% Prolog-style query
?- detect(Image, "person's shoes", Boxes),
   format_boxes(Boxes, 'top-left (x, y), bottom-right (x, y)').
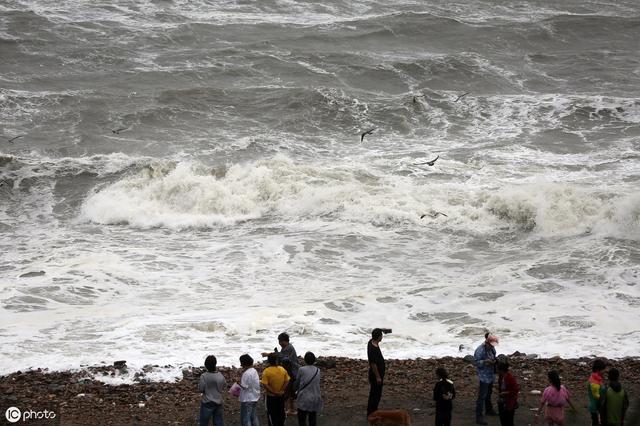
top-left (476, 418), bottom-right (488, 425)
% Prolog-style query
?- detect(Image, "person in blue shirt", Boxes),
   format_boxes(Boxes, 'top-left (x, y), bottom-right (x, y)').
top-left (474, 333), bottom-right (499, 425)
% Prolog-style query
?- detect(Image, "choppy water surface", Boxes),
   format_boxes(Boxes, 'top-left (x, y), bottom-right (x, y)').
top-left (1, 0), bottom-right (639, 374)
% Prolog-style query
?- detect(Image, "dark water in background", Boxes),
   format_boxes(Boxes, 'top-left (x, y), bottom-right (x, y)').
top-left (1, 0), bottom-right (639, 375)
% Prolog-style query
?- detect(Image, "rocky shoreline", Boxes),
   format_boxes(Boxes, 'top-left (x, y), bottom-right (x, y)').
top-left (1, 355), bottom-right (639, 425)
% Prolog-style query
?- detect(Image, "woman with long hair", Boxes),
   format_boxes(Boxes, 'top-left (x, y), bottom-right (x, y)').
top-left (538, 370), bottom-right (575, 426)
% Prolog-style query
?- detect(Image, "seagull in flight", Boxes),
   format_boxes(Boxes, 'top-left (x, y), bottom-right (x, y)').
top-left (420, 212), bottom-right (448, 219)
top-left (112, 127), bottom-right (129, 134)
top-left (360, 128), bottom-right (375, 142)
top-left (6, 135), bottom-right (24, 143)
top-left (414, 155), bottom-right (439, 166)
top-left (454, 92), bottom-right (470, 102)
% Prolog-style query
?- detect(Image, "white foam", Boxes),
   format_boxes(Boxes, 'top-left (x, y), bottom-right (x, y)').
top-left (77, 156), bottom-right (639, 242)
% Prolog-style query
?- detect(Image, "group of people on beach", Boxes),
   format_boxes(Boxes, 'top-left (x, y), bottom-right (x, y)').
top-left (443, 332), bottom-right (629, 426)
top-left (369, 329), bottom-right (629, 426)
top-left (198, 332), bottom-right (321, 426)
top-left (197, 330), bottom-right (630, 426)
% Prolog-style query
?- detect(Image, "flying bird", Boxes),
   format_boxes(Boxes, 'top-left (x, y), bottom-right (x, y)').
top-left (420, 212), bottom-right (448, 219)
top-left (360, 128), bottom-right (375, 142)
top-left (414, 155), bottom-right (439, 166)
top-left (6, 135), bottom-right (24, 143)
top-left (454, 92), bottom-right (470, 102)
top-left (112, 127), bottom-right (129, 134)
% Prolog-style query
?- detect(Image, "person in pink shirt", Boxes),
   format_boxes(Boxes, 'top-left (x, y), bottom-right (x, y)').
top-left (538, 370), bottom-right (575, 426)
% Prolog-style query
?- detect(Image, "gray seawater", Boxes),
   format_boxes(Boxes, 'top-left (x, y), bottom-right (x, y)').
top-left (1, 0), bottom-right (639, 376)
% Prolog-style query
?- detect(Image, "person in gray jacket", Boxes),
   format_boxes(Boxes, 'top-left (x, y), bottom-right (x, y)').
top-left (198, 355), bottom-right (227, 426)
top-left (294, 352), bottom-right (323, 426)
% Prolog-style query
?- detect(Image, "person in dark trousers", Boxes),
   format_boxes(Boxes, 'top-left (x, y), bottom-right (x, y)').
top-left (263, 332), bottom-right (299, 416)
top-left (433, 367), bottom-right (455, 426)
top-left (599, 368), bottom-right (629, 426)
top-left (497, 360), bottom-right (520, 426)
top-left (260, 353), bottom-right (290, 426)
top-left (198, 355), bottom-right (227, 426)
top-left (588, 358), bottom-right (607, 426)
top-left (367, 328), bottom-right (386, 416)
top-left (294, 351), bottom-right (323, 426)
top-left (474, 332), bottom-right (499, 425)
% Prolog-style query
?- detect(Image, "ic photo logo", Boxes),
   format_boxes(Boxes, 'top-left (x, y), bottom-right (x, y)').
top-left (5, 407), bottom-right (21, 423)
top-left (4, 406), bottom-right (57, 423)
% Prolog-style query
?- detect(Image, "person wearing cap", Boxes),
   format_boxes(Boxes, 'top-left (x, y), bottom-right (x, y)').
top-left (474, 333), bottom-right (499, 425)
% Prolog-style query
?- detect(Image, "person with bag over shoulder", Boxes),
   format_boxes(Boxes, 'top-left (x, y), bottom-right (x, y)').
top-left (294, 352), bottom-right (323, 426)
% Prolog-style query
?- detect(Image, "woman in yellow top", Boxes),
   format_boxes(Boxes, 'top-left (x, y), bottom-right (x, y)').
top-left (261, 353), bottom-right (290, 426)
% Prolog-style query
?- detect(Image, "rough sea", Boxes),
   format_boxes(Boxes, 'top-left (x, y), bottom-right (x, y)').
top-left (1, 0), bottom-right (639, 379)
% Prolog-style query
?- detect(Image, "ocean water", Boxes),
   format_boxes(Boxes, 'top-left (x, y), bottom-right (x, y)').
top-left (1, 0), bottom-right (639, 376)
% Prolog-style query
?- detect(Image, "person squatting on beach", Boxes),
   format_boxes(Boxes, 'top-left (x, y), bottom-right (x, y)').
top-left (474, 333), bottom-right (499, 425)
top-left (433, 367), bottom-right (455, 426)
top-left (588, 358), bottom-right (607, 426)
top-left (261, 352), bottom-right (290, 426)
top-left (294, 351), bottom-right (323, 426)
top-left (198, 355), bottom-right (227, 426)
top-left (539, 370), bottom-right (575, 426)
top-left (496, 359), bottom-right (520, 426)
top-left (238, 354), bottom-right (261, 426)
top-left (599, 368), bottom-right (629, 426)
top-left (367, 328), bottom-right (386, 416)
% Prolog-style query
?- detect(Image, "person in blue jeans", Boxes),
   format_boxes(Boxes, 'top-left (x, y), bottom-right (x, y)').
top-left (239, 354), bottom-right (261, 426)
top-left (198, 355), bottom-right (227, 426)
top-left (474, 333), bottom-right (499, 425)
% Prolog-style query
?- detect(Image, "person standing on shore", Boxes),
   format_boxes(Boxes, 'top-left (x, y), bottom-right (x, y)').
top-left (294, 351), bottom-right (323, 426)
top-left (278, 333), bottom-right (299, 416)
top-left (261, 352), bottom-right (290, 426)
top-left (474, 333), bottom-right (499, 425)
top-left (433, 367), bottom-right (455, 426)
top-left (367, 328), bottom-right (386, 417)
top-left (599, 368), bottom-right (629, 426)
top-left (238, 354), bottom-right (261, 426)
top-left (588, 359), bottom-right (607, 426)
top-left (496, 360), bottom-right (519, 426)
top-left (198, 355), bottom-right (227, 426)
top-left (263, 332), bottom-right (299, 416)
top-left (539, 370), bottom-right (575, 426)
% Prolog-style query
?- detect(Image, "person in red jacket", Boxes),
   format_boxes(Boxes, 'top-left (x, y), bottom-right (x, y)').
top-left (497, 360), bottom-right (520, 426)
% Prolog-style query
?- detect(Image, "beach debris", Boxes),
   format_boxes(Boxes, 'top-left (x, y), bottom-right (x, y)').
top-left (113, 360), bottom-right (127, 370)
